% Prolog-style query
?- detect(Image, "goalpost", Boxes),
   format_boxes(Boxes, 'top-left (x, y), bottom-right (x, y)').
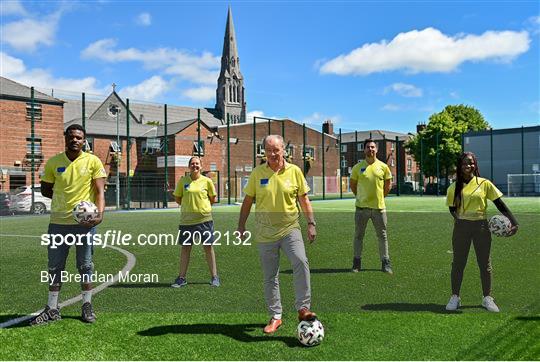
top-left (506, 174), bottom-right (540, 197)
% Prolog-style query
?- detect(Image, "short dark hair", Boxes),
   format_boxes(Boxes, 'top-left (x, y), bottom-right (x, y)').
top-left (363, 138), bottom-right (377, 148)
top-left (65, 124), bottom-right (86, 137)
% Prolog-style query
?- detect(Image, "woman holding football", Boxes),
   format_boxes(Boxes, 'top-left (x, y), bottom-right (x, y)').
top-left (171, 156), bottom-right (220, 288)
top-left (445, 152), bottom-right (518, 312)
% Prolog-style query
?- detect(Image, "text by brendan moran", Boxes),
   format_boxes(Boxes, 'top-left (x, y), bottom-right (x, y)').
top-left (41, 271), bottom-right (159, 285)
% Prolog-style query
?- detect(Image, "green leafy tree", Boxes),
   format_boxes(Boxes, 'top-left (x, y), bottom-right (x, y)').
top-left (406, 105), bottom-right (490, 187)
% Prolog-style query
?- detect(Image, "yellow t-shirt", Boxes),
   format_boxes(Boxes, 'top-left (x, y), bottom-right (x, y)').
top-left (173, 175), bottom-right (216, 226)
top-left (244, 163), bottom-right (310, 243)
top-left (42, 151), bottom-right (107, 225)
top-left (446, 177), bottom-right (503, 221)
top-left (350, 159), bottom-right (392, 209)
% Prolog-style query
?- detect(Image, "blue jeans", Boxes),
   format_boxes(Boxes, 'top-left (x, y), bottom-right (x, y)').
top-left (47, 224), bottom-right (95, 287)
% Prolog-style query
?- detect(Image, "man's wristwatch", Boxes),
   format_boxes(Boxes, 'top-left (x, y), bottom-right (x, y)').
top-left (307, 221), bottom-right (317, 226)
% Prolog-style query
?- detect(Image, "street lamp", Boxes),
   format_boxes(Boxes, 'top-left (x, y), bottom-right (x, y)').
top-left (108, 104), bottom-right (121, 210)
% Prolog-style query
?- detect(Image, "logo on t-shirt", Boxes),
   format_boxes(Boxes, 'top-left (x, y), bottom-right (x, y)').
top-left (260, 179), bottom-right (269, 187)
top-left (56, 167), bottom-right (66, 173)
top-left (184, 184), bottom-right (190, 190)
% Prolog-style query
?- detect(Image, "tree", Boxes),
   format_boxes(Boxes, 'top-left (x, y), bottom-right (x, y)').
top-left (406, 105), bottom-right (490, 188)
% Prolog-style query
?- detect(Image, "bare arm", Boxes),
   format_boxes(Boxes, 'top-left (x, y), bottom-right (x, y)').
top-left (298, 193), bottom-right (316, 243)
top-left (237, 195), bottom-right (254, 238)
top-left (174, 196), bottom-right (182, 205)
top-left (384, 179), bottom-right (392, 197)
top-left (209, 195), bottom-right (217, 204)
top-left (350, 179), bottom-right (357, 196)
top-left (41, 181), bottom-right (54, 199)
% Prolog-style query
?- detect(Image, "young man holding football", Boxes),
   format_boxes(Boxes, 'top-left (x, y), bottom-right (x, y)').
top-left (349, 139), bottom-right (393, 274)
top-left (30, 124), bottom-right (106, 325)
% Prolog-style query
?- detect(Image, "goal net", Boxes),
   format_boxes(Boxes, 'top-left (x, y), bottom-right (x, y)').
top-left (507, 174), bottom-right (540, 197)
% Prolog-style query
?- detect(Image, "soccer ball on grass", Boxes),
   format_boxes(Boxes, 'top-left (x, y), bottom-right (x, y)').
top-left (297, 319), bottom-right (324, 347)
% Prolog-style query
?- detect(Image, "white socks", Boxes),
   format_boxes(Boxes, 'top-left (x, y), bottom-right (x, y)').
top-left (47, 291), bottom-right (59, 309)
top-left (82, 290), bottom-right (92, 304)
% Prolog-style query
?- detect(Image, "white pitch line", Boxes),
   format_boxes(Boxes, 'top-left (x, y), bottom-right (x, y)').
top-left (0, 244), bottom-right (136, 329)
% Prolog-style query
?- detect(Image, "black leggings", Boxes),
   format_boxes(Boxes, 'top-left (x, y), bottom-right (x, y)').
top-left (451, 219), bottom-right (492, 297)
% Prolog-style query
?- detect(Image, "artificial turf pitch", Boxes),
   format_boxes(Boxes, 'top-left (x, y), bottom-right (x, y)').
top-left (1, 197), bottom-right (539, 360)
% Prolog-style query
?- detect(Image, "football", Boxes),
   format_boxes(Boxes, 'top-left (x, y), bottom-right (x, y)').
top-left (488, 214), bottom-right (512, 237)
top-left (72, 201), bottom-right (99, 224)
top-left (297, 319), bottom-right (324, 347)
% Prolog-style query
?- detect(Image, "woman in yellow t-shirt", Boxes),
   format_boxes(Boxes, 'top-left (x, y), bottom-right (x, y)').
top-left (445, 152), bottom-right (518, 312)
top-left (171, 156), bottom-right (219, 288)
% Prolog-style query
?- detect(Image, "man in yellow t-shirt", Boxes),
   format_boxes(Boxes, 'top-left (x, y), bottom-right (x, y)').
top-left (237, 135), bottom-right (317, 334)
top-left (349, 139), bottom-right (393, 274)
top-left (30, 124), bottom-right (106, 326)
top-left (171, 156), bottom-right (219, 288)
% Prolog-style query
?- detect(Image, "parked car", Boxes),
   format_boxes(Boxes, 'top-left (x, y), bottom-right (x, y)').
top-left (10, 185), bottom-right (51, 214)
top-left (0, 192), bottom-right (12, 216)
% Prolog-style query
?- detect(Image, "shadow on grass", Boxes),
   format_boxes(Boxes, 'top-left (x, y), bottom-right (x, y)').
top-left (361, 303), bottom-right (451, 314)
top-left (110, 282), bottom-right (210, 288)
top-left (515, 316), bottom-right (540, 321)
top-left (138, 323), bottom-right (300, 347)
top-left (281, 268), bottom-right (381, 274)
top-left (1, 314), bottom-right (83, 329)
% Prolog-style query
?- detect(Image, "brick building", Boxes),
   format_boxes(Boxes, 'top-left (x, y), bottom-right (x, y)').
top-left (337, 128), bottom-right (420, 186)
top-left (0, 77), bottom-right (64, 191)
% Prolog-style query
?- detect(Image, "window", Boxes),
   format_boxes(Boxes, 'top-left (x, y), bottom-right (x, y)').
top-left (110, 141), bottom-right (120, 153)
top-left (341, 159), bottom-right (348, 168)
top-left (142, 138), bottom-right (160, 154)
top-left (256, 142), bottom-right (265, 156)
top-left (390, 158), bottom-right (395, 167)
top-left (341, 144), bottom-right (347, 153)
top-left (26, 136), bottom-right (42, 154)
top-left (407, 158), bottom-right (412, 171)
top-left (391, 142), bottom-right (395, 151)
top-left (26, 103), bottom-right (42, 121)
top-left (305, 146), bottom-right (315, 160)
top-left (84, 137), bottom-right (94, 152)
top-left (193, 140), bottom-right (205, 156)
top-left (357, 143), bottom-right (364, 151)
top-left (286, 145), bottom-right (294, 158)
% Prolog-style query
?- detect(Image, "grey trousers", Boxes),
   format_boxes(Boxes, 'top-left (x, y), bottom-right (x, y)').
top-left (353, 207), bottom-right (390, 260)
top-left (257, 228), bottom-right (311, 318)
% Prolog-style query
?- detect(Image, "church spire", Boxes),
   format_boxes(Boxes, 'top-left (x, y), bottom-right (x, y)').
top-left (216, 6), bottom-right (246, 124)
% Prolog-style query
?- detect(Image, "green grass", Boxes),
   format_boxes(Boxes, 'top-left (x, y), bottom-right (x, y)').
top-left (1, 196), bottom-right (539, 360)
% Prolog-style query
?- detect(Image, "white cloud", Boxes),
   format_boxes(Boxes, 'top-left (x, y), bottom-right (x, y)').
top-left (119, 76), bottom-right (169, 101)
top-left (320, 27), bottom-right (530, 75)
top-left (449, 91), bottom-right (460, 99)
top-left (384, 83), bottom-right (423, 97)
top-left (0, 52), bottom-right (104, 94)
top-left (381, 104), bottom-right (403, 111)
top-left (525, 15), bottom-right (540, 35)
top-left (246, 110), bottom-right (265, 122)
top-left (81, 38), bottom-right (220, 85)
top-left (1, 12), bottom-right (62, 52)
top-left (300, 112), bottom-right (341, 125)
top-left (182, 86), bottom-right (215, 102)
top-left (0, 0), bottom-right (28, 16)
top-left (135, 12), bottom-right (152, 26)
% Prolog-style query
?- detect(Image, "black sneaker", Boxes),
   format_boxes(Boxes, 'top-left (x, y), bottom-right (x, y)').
top-left (382, 258), bottom-right (393, 274)
top-left (29, 306), bottom-right (61, 326)
top-left (81, 302), bottom-right (96, 323)
top-left (352, 257), bottom-right (361, 272)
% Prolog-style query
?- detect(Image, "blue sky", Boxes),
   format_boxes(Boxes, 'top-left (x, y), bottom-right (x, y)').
top-left (1, 1), bottom-right (538, 133)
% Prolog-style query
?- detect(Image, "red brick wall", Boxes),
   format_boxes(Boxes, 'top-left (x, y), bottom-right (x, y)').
top-left (0, 99), bottom-right (64, 191)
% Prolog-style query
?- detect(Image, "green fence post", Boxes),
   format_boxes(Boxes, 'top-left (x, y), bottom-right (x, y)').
top-left (253, 116), bottom-right (256, 168)
top-left (163, 104), bottom-right (168, 208)
top-left (420, 136), bottom-right (424, 196)
top-left (234, 171), bottom-right (237, 203)
top-left (217, 170), bottom-right (221, 203)
top-left (303, 123), bottom-right (307, 175)
top-left (281, 120), bottom-right (285, 139)
top-left (227, 114), bottom-right (231, 205)
top-left (126, 99), bottom-right (130, 210)
top-left (268, 119), bottom-right (271, 134)
top-left (30, 87), bottom-right (35, 211)
top-left (354, 130), bottom-right (358, 165)
top-left (521, 125), bottom-right (525, 195)
top-left (322, 130), bottom-right (325, 200)
top-left (490, 128), bottom-right (493, 180)
top-left (339, 128), bottom-right (343, 199)
top-left (395, 136), bottom-right (400, 196)
top-left (436, 130), bottom-right (440, 197)
top-left (82, 92), bottom-right (86, 130)
top-left (197, 108), bottom-right (201, 156)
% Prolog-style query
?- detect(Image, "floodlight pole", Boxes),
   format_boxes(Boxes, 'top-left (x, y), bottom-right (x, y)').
top-left (116, 108), bottom-right (121, 210)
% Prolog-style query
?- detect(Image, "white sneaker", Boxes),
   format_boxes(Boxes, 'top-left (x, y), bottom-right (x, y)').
top-left (446, 295), bottom-right (461, 311)
top-left (482, 296), bottom-right (500, 312)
